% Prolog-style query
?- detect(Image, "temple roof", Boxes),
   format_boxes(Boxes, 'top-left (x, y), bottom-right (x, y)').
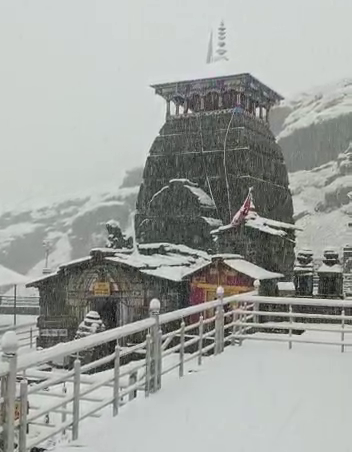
top-left (27, 243), bottom-right (283, 287)
top-left (151, 69), bottom-right (283, 105)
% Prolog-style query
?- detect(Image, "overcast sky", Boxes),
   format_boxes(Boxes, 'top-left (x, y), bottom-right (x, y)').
top-left (0, 0), bottom-right (351, 210)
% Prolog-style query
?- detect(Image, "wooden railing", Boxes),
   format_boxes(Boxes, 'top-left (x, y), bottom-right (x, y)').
top-left (0, 290), bottom-right (351, 452)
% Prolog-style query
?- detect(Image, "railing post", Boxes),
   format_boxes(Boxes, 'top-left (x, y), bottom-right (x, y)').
top-left (113, 342), bottom-right (120, 416)
top-left (145, 334), bottom-right (151, 397)
top-left (1, 331), bottom-right (19, 452)
top-left (341, 307), bottom-right (345, 353)
top-left (149, 299), bottom-right (161, 393)
top-left (128, 371), bottom-right (138, 401)
top-left (62, 383), bottom-right (67, 435)
top-left (72, 358), bottom-right (81, 441)
top-left (288, 304), bottom-right (293, 350)
top-left (29, 328), bottom-right (33, 349)
top-left (179, 320), bottom-right (185, 377)
top-left (18, 380), bottom-right (28, 452)
top-left (216, 286), bottom-right (225, 353)
top-left (214, 307), bottom-right (220, 355)
top-left (231, 308), bottom-right (238, 346)
top-left (253, 280), bottom-right (260, 325)
top-left (198, 315), bottom-right (204, 366)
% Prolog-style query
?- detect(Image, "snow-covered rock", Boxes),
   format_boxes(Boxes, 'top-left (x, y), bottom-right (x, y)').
top-left (291, 148), bottom-right (352, 257)
top-left (272, 79), bottom-right (352, 172)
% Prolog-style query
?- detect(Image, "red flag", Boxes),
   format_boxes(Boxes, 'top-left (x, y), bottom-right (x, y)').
top-left (230, 189), bottom-right (253, 227)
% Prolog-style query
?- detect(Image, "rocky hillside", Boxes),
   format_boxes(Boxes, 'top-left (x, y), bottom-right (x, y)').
top-left (0, 168), bottom-right (142, 282)
top-left (291, 144), bottom-right (352, 258)
top-left (272, 79), bottom-right (352, 172)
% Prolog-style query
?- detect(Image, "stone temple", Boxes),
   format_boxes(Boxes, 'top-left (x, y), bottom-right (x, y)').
top-left (135, 22), bottom-right (296, 276)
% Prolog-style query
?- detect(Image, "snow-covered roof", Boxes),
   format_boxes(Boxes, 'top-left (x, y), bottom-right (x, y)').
top-left (27, 241), bottom-right (283, 286)
top-left (278, 281), bottom-right (296, 292)
top-left (151, 61), bottom-right (282, 102)
top-left (58, 256), bottom-right (92, 269)
top-left (0, 265), bottom-right (30, 288)
top-left (142, 266), bottom-right (198, 283)
top-left (201, 217), bottom-right (223, 227)
top-left (185, 186), bottom-right (215, 208)
top-left (211, 213), bottom-right (298, 237)
top-left (318, 263), bottom-right (343, 274)
top-left (150, 179), bottom-right (216, 209)
top-left (27, 270), bottom-right (59, 286)
top-left (245, 218), bottom-right (287, 237)
top-left (224, 259), bottom-right (283, 281)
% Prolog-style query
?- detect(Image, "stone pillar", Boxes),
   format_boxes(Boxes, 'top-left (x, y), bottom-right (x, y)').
top-left (166, 100), bottom-right (171, 119)
top-left (252, 102), bottom-right (257, 116)
top-left (200, 96), bottom-right (205, 111)
top-left (236, 93), bottom-right (241, 106)
top-left (246, 96), bottom-right (251, 112)
top-left (218, 94), bottom-right (223, 109)
top-left (266, 106), bottom-right (271, 122)
top-left (176, 103), bottom-right (180, 116)
top-left (184, 99), bottom-right (188, 115)
top-left (259, 106), bottom-right (263, 119)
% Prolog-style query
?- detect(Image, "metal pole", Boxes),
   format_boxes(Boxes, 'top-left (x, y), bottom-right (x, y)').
top-left (231, 308), bottom-right (237, 346)
top-left (29, 328), bottom-right (33, 349)
top-left (179, 321), bottom-right (185, 378)
top-left (62, 383), bottom-right (67, 435)
top-left (113, 343), bottom-right (120, 416)
top-left (1, 331), bottom-right (19, 452)
top-left (288, 304), bottom-right (293, 350)
top-left (157, 330), bottom-right (162, 390)
top-left (214, 307), bottom-right (220, 355)
top-left (216, 286), bottom-right (225, 353)
top-left (341, 307), bottom-right (345, 353)
top-left (72, 358), bottom-right (81, 441)
top-left (145, 334), bottom-right (151, 397)
top-left (198, 315), bottom-right (204, 366)
top-left (149, 299), bottom-right (161, 394)
top-left (18, 380), bottom-right (28, 452)
top-left (128, 371), bottom-right (137, 402)
top-left (13, 285), bottom-right (17, 327)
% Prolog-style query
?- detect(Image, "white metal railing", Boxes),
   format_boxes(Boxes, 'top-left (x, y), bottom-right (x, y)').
top-left (0, 290), bottom-right (351, 452)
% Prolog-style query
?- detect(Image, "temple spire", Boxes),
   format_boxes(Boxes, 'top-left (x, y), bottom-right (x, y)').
top-left (215, 20), bottom-right (228, 62)
top-left (206, 30), bottom-right (214, 64)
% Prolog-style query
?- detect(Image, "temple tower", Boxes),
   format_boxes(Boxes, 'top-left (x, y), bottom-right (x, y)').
top-left (135, 23), bottom-right (294, 272)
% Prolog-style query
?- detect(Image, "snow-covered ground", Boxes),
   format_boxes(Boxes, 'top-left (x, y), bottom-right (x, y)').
top-left (57, 331), bottom-right (352, 452)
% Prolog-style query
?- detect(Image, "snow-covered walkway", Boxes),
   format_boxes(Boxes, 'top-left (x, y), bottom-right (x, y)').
top-left (60, 338), bottom-right (352, 452)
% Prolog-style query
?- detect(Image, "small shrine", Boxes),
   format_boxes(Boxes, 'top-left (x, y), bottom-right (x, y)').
top-left (293, 249), bottom-right (314, 297)
top-left (317, 249), bottom-right (343, 299)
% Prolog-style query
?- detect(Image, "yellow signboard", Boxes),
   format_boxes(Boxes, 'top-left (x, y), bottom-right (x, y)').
top-left (93, 282), bottom-right (111, 297)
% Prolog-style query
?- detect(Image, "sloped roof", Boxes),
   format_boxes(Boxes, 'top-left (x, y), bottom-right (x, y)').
top-left (211, 213), bottom-right (300, 237)
top-left (224, 259), bottom-right (283, 280)
top-left (27, 242), bottom-right (283, 286)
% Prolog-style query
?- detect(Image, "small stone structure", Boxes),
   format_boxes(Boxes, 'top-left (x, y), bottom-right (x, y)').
top-left (317, 249), bottom-right (343, 298)
top-left (294, 249), bottom-right (314, 297)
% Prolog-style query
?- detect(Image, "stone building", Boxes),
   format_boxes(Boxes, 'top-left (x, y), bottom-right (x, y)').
top-left (135, 25), bottom-right (295, 276)
top-left (27, 243), bottom-right (282, 348)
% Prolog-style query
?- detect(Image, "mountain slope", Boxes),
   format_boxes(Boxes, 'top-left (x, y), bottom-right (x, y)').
top-left (0, 168), bottom-right (142, 281)
top-left (291, 147), bottom-right (352, 257)
top-left (272, 79), bottom-right (352, 172)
